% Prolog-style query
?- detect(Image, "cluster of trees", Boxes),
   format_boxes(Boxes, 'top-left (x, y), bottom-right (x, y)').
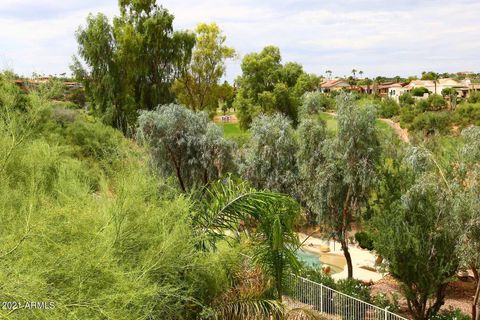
top-left (0, 71), bottom-right (318, 319)
top-left (234, 46), bottom-right (320, 128)
top-left (74, 1), bottom-right (235, 134)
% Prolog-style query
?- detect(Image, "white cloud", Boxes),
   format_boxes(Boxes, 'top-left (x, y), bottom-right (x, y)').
top-left (1, 0), bottom-right (479, 79)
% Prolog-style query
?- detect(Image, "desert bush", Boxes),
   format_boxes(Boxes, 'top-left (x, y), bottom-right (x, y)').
top-left (336, 278), bottom-right (371, 302)
top-left (415, 99), bottom-right (430, 112)
top-left (431, 308), bottom-right (470, 320)
top-left (411, 87), bottom-right (429, 97)
top-left (467, 91), bottom-right (480, 103)
top-left (427, 94), bottom-right (447, 111)
top-left (65, 119), bottom-right (125, 161)
top-left (399, 106), bottom-right (419, 127)
top-left (454, 102), bottom-right (480, 126)
top-left (354, 231), bottom-right (374, 250)
top-left (372, 293), bottom-right (400, 313)
top-left (399, 92), bottom-right (415, 106)
top-left (377, 97), bottom-right (400, 118)
top-left (410, 112), bottom-right (452, 134)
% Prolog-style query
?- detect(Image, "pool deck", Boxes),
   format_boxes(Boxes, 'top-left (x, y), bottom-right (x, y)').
top-left (298, 232), bottom-right (385, 283)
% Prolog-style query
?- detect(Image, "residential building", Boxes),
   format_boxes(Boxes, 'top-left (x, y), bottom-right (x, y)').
top-left (319, 79), bottom-right (351, 92)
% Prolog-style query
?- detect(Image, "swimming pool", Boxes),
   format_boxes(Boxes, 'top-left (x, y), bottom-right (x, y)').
top-left (295, 249), bottom-right (344, 274)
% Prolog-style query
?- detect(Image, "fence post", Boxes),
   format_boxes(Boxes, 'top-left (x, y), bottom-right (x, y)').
top-left (320, 283), bottom-right (323, 313)
top-left (385, 307), bottom-right (388, 320)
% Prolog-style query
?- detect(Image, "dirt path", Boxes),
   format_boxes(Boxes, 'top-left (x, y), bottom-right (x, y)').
top-left (323, 112), bottom-right (410, 143)
top-left (379, 118), bottom-right (410, 143)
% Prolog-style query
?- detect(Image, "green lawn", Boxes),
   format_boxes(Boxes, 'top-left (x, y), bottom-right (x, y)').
top-left (218, 123), bottom-right (251, 146)
top-left (318, 113), bottom-right (338, 132)
top-left (319, 112), bottom-right (396, 136)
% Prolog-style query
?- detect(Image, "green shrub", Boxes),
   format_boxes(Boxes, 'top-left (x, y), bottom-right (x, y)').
top-left (51, 107), bottom-right (78, 127)
top-left (467, 91), bottom-right (480, 103)
top-left (410, 112), bottom-right (452, 134)
top-left (411, 87), bottom-right (429, 97)
top-left (354, 231), bottom-right (374, 250)
top-left (336, 278), bottom-right (371, 302)
top-left (65, 119), bottom-right (124, 161)
top-left (399, 92), bottom-right (415, 106)
top-left (454, 102), bottom-right (480, 126)
top-left (300, 92), bottom-right (335, 116)
top-left (427, 94), bottom-right (447, 111)
top-left (372, 292), bottom-right (400, 313)
top-left (415, 99), bottom-right (430, 112)
top-left (377, 98), bottom-right (400, 118)
top-left (298, 265), bottom-right (336, 289)
top-left (336, 278), bottom-right (372, 320)
top-left (431, 307), bottom-right (470, 320)
top-left (399, 106), bottom-right (419, 128)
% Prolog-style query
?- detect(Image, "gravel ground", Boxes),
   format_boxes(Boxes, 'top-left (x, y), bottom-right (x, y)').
top-left (371, 275), bottom-right (476, 317)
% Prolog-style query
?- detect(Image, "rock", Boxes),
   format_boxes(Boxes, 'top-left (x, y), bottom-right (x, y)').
top-left (320, 245), bottom-right (330, 253)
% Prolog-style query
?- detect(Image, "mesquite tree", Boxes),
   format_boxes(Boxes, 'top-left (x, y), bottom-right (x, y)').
top-left (136, 104), bottom-right (234, 192)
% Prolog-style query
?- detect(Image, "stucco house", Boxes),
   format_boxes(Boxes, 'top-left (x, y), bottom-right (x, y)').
top-left (319, 79), bottom-right (351, 92)
top-left (404, 78), bottom-right (470, 97)
top-left (387, 83), bottom-right (408, 102)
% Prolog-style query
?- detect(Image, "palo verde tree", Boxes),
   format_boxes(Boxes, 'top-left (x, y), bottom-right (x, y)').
top-left (136, 104), bottom-right (234, 192)
top-left (73, 1), bottom-right (195, 133)
top-left (239, 113), bottom-right (298, 195)
top-left (373, 147), bottom-right (460, 320)
top-left (172, 23), bottom-right (236, 113)
top-left (313, 94), bottom-right (381, 278)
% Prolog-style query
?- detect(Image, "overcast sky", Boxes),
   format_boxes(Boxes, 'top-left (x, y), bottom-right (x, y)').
top-left (1, 0), bottom-right (479, 80)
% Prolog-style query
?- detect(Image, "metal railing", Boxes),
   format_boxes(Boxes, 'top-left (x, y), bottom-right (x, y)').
top-left (285, 274), bottom-right (409, 320)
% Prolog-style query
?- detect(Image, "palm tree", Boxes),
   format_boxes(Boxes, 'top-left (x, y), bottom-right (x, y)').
top-left (351, 69), bottom-right (357, 80)
top-left (325, 70), bottom-right (332, 80)
top-left (194, 177), bottom-right (301, 301)
top-left (359, 70), bottom-right (364, 79)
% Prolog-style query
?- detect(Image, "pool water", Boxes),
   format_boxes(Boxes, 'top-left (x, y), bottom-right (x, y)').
top-left (295, 249), bottom-right (344, 274)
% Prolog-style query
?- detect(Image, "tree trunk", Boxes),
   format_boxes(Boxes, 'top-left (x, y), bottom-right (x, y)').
top-left (341, 237), bottom-right (353, 278)
top-left (175, 165), bottom-right (186, 192)
top-left (473, 275), bottom-right (480, 320)
top-left (276, 257), bottom-right (283, 302)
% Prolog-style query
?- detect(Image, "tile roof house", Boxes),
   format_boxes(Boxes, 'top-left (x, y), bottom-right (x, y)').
top-left (405, 78), bottom-right (470, 97)
top-left (319, 79), bottom-right (351, 92)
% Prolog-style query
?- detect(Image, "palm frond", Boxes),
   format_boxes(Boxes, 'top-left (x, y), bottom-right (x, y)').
top-left (213, 297), bottom-right (284, 320)
top-left (193, 176), bottom-right (293, 249)
top-left (286, 307), bottom-right (329, 320)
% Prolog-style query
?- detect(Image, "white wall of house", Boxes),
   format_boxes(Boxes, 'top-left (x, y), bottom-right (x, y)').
top-left (387, 87), bottom-right (407, 102)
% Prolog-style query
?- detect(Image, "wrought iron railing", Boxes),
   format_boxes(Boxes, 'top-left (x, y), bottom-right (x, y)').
top-left (285, 273), bottom-right (409, 320)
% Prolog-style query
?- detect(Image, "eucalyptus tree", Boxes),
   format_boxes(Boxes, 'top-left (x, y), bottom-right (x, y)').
top-left (239, 113), bottom-right (299, 195)
top-left (299, 91), bottom-right (333, 117)
top-left (296, 118), bottom-right (328, 223)
top-left (136, 104), bottom-right (234, 192)
top-left (74, 1), bottom-right (195, 133)
top-left (172, 23), bottom-right (236, 112)
top-left (310, 94), bottom-right (381, 278)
